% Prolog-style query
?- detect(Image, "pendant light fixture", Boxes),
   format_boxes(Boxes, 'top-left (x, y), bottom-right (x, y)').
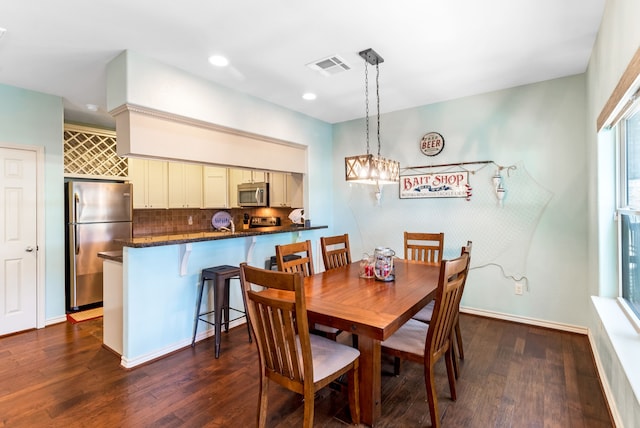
top-left (345, 48), bottom-right (400, 185)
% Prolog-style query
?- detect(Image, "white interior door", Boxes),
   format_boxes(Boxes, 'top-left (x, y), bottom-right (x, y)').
top-left (0, 147), bottom-right (37, 335)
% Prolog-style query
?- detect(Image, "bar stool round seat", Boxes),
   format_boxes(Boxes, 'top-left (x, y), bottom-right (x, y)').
top-left (191, 264), bottom-right (252, 358)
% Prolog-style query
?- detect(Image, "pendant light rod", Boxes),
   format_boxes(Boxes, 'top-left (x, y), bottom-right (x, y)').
top-left (359, 48), bottom-right (384, 157)
top-left (364, 55), bottom-right (370, 155)
top-left (376, 59), bottom-right (381, 156)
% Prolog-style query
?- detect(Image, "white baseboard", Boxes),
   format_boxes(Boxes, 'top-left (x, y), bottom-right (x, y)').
top-left (587, 329), bottom-right (622, 428)
top-left (120, 319), bottom-right (247, 369)
top-left (460, 306), bottom-right (589, 335)
top-left (45, 315), bottom-right (67, 326)
top-left (121, 339), bottom-right (191, 369)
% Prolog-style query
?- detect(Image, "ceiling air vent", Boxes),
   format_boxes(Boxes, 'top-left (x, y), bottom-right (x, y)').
top-left (306, 55), bottom-right (351, 76)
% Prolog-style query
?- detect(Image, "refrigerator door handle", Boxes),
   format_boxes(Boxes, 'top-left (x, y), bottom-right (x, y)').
top-left (73, 192), bottom-right (80, 223)
top-left (75, 224), bottom-right (80, 255)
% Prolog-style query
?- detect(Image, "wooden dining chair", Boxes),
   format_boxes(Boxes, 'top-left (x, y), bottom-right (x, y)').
top-left (413, 241), bottom-right (472, 378)
top-left (318, 234), bottom-right (357, 346)
top-left (277, 239), bottom-right (347, 342)
top-left (275, 240), bottom-right (314, 276)
top-left (404, 232), bottom-right (444, 265)
top-left (320, 233), bottom-right (352, 270)
top-left (239, 263), bottom-right (360, 428)
top-left (381, 249), bottom-right (470, 428)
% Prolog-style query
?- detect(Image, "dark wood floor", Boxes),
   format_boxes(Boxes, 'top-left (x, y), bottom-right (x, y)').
top-left (0, 314), bottom-right (612, 427)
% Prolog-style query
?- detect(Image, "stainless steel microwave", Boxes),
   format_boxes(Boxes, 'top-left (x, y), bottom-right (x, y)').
top-left (238, 182), bottom-right (269, 207)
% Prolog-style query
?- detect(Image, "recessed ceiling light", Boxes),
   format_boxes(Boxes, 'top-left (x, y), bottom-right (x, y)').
top-left (85, 104), bottom-right (98, 112)
top-left (302, 93), bottom-right (317, 101)
top-left (0, 27), bottom-right (7, 40)
top-left (208, 55), bottom-right (229, 67)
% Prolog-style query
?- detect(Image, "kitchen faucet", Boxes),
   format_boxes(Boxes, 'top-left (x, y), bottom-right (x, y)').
top-left (219, 219), bottom-right (235, 233)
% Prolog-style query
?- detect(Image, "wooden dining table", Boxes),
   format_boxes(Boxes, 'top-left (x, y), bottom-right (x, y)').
top-left (304, 259), bottom-right (441, 426)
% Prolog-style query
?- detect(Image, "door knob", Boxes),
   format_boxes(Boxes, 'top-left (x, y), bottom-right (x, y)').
top-left (25, 246), bottom-right (34, 252)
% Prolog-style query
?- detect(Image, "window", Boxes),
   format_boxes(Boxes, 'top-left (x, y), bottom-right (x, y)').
top-left (618, 103), bottom-right (640, 324)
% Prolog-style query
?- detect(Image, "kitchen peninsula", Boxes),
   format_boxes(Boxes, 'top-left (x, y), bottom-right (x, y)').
top-left (102, 223), bottom-right (327, 368)
top-left (119, 224), bottom-right (327, 248)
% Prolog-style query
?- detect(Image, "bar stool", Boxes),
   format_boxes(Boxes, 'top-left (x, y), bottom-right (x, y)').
top-left (269, 254), bottom-right (301, 270)
top-left (191, 264), bottom-right (252, 358)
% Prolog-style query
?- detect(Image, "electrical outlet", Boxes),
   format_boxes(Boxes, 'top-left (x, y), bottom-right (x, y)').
top-left (188, 215), bottom-right (193, 225)
top-left (515, 282), bottom-right (524, 295)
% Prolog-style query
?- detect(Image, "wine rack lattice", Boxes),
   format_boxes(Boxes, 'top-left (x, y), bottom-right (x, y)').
top-left (63, 124), bottom-right (128, 179)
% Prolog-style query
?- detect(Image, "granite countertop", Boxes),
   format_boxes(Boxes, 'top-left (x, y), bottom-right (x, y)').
top-left (115, 225), bottom-right (328, 248)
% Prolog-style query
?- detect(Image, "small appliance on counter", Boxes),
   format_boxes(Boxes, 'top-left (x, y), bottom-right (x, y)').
top-left (288, 208), bottom-right (304, 226)
top-left (249, 216), bottom-right (281, 228)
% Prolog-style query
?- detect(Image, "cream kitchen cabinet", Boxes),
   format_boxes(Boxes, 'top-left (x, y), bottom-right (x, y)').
top-left (228, 169), bottom-right (266, 207)
top-left (269, 172), bottom-right (303, 207)
top-left (168, 162), bottom-right (203, 208)
top-left (287, 173), bottom-right (303, 208)
top-left (269, 172), bottom-right (286, 207)
top-left (129, 158), bottom-right (168, 209)
top-left (230, 169), bottom-right (265, 184)
top-left (203, 166), bottom-right (229, 208)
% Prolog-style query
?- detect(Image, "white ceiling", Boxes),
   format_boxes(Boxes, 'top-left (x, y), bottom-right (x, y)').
top-left (0, 0), bottom-right (606, 128)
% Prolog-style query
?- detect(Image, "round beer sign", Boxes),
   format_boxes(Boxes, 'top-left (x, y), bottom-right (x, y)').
top-left (420, 132), bottom-right (445, 156)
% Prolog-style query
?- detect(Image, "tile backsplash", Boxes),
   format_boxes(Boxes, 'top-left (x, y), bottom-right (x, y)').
top-left (132, 207), bottom-right (298, 236)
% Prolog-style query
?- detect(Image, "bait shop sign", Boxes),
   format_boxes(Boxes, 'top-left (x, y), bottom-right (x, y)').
top-left (400, 172), bottom-right (470, 199)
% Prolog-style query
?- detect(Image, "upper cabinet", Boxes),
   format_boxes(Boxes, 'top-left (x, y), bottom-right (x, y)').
top-left (230, 169), bottom-right (265, 184)
top-left (269, 173), bottom-right (286, 207)
top-left (287, 173), bottom-right (303, 208)
top-left (128, 161), bottom-right (301, 210)
top-left (168, 162), bottom-right (203, 208)
top-left (269, 172), bottom-right (303, 208)
top-left (129, 158), bottom-right (168, 209)
top-left (203, 166), bottom-right (229, 208)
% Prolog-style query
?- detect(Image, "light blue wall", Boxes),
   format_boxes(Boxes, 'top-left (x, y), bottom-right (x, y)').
top-left (333, 75), bottom-right (588, 327)
top-left (122, 229), bottom-right (327, 362)
top-left (0, 84), bottom-right (65, 321)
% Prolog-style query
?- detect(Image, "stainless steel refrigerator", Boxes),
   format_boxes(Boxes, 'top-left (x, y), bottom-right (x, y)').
top-left (65, 181), bottom-right (132, 312)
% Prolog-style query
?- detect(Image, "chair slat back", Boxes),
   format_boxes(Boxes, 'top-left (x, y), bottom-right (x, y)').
top-left (404, 232), bottom-right (444, 265)
top-left (320, 234), bottom-right (351, 270)
top-left (426, 251), bottom-right (470, 361)
top-left (461, 241), bottom-right (472, 257)
top-left (458, 241), bottom-right (472, 295)
top-left (276, 240), bottom-right (315, 277)
top-left (240, 263), bottom-right (312, 389)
